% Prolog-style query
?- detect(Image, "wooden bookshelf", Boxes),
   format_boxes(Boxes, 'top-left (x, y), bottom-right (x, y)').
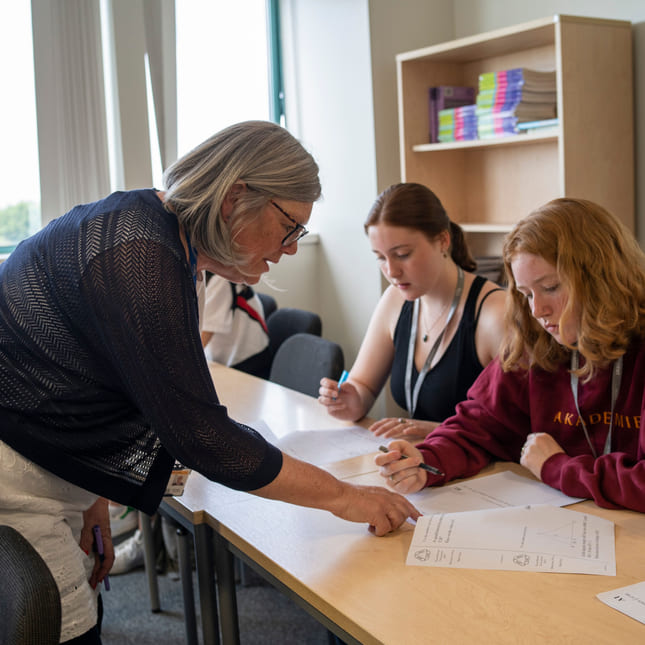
top-left (396, 15), bottom-right (634, 243)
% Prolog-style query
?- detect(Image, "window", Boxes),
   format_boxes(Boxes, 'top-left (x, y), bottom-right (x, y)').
top-left (0, 3), bottom-right (41, 253)
top-left (175, 0), bottom-right (272, 158)
top-left (0, 1), bottom-right (282, 250)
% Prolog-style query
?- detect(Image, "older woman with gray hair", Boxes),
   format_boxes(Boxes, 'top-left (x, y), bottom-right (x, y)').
top-left (0, 121), bottom-right (419, 644)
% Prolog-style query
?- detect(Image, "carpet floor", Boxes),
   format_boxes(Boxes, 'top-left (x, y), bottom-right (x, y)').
top-left (100, 563), bottom-right (333, 644)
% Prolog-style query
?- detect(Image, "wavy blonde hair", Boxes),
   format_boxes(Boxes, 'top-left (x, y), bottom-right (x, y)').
top-left (501, 198), bottom-right (645, 380)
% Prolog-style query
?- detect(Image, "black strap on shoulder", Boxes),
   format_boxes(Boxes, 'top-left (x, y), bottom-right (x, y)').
top-left (474, 286), bottom-right (504, 327)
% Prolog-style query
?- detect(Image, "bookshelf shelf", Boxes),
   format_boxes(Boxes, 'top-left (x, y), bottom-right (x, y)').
top-left (412, 129), bottom-right (559, 153)
top-left (396, 14), bottom-right (634, 246)
top-left (461, 223), bottom-right (514, 234)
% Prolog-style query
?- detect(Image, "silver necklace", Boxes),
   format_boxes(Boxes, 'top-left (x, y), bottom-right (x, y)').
top-left (420, 297), bottom-right (453, 343)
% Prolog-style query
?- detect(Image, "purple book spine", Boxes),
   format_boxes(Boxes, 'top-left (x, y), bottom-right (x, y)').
top-left (429, 86), bottom-right (475, 143)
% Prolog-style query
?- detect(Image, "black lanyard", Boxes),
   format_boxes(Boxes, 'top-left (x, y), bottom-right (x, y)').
top-left (570, 351), bottom-right (623, 458)
top-left (405, 266), bottom-right (464, 416)
top-left (184, 229), bottom-right (198, 287)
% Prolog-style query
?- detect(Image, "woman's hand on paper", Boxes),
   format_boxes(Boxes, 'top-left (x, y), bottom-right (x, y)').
top-left (375, 440), bottom-right (427, 494)
top-left (333, 482), bottom-right (421, 536)
top-left (253, 453), bottom-right (419, 537)
top-left (520, 432), bottom-right (565, 480)
top-left (368, 417), bottom-right (437, 439)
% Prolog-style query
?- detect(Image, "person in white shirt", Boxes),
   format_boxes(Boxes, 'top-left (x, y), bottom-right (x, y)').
top-left (199, 274), bottom-right (270, 376)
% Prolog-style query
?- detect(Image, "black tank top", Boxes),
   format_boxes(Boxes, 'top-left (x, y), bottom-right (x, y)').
top-left (390, 276), bottom-right (498, 421)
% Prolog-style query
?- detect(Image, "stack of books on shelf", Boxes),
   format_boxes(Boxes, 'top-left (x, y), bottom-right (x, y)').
top-left (437, 104), bottom-right (478, 142)
top-left (475, 67), bottom-right (557, 139)
top-left (428, 86), bottom-right (476, 143)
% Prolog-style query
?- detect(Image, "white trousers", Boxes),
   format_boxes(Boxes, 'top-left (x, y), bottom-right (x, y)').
top-left (0, 440), bottom-right (99, 642)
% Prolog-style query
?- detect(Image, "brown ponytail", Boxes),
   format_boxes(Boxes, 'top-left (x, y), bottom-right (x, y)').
top-left (449, 220), bottom-right (476, 271)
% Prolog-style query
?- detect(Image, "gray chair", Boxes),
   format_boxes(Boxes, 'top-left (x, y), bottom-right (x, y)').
top-left (257, 291), bottom-right (278, 320)
top-left (0, 525), bottom-right (61, 645)
top-left (269, 332), bottom-right (344, 397)
top-left (266, 307), bottom-right (322, 360)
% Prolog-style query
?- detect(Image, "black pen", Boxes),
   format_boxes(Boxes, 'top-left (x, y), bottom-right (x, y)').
top-left (93, 524), bottom-right (110, 591)
top-left (379, 445), bottom-right (444, 477)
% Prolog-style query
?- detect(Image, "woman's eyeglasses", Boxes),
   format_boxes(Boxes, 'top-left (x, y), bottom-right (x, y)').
top-left (270, 201), bottom-right (309, 246)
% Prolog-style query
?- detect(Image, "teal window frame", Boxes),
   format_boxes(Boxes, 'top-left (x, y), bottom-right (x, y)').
top-left (266, 0), bottom-right (285, 125)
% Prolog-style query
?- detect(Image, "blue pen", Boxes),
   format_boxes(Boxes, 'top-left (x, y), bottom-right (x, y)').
top-left (93, 525), bottom-right (110, 591)
top-left (332, 370), bottom-right (349, 401)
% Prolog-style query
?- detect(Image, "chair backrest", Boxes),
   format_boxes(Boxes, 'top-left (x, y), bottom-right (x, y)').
top-left (256, 292), bottom-right (278, 320)
top-left (0, 525), bottom-right (61, 645)
top-left (266, 307), bottom-right (322, 359)
top-left (269, 333), bottom-right (344, 397)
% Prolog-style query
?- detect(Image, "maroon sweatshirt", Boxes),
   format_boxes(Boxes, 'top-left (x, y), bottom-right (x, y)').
top-left (416, 341), bottom-right (645, 511)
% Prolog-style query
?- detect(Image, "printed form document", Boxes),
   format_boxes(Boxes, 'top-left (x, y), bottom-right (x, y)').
top-left (407, 472), bottom-right (615, 575)
top-left (597, 581), bottom-right (645, 624)
top-left (408, 504), bottom-right (615, 575)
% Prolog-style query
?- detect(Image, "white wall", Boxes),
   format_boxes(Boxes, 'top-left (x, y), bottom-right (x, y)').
top-left (453, 0), bottom-right (645, 35)
top-left (367, 0), bottom-right (455, 192)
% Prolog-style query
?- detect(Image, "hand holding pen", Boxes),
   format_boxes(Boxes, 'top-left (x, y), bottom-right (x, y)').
top-left (378, 445), bottom-right (444, 476)
top-left (334, 370), bottom-right (349, 401)
top-left (92, 525), bottom-right (111, 591)
top-left (318, 370), bottom-right (366, 422)
top-left (80, 498), bottom-right (113, 591)
top-left (376, 441), bottom-right (443, 495)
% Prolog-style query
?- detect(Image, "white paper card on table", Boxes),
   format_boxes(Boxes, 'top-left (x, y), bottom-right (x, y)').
top-left (247, 419), bottom-right (280, 443)
top-left (274, 426), bottom-right (382, 466)
top-left (597, 581), bottom-right (645, 624)
top-left (407, 504), bottom-right (616, 575)
top-left (409, 470), bottom-right (584, 516)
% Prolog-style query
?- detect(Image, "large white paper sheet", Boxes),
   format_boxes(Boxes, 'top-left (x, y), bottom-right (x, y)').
top-left (597, 581), bottom-right (645, 624)
top-left (409, 470), bottom-right (584, 515)
top-left (248, 419), bottom-right (279, 443)
top-left (407, 504), bottom-right (615, 575)
top-left (274, 426), bottom-right (382, 466)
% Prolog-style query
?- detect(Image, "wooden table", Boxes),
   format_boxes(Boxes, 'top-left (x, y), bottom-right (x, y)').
top-left (165, 363), bottom-right (645, 644)
top-left (161, 362), bottom-right (366, 644)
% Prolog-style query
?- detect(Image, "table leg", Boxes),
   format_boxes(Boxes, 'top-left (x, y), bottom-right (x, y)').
top-left (176, 525), bottom-right (198, 645)
top-left (139, 511), bottom-right (160, 612)
top-left (213, 532), bottom-right (240, 645)
top-left (193, 522), bottom-right (220, 645)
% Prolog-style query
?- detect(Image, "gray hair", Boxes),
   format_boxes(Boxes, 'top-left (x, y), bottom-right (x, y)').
top-left (162, 120), bottom-right (321, 265)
